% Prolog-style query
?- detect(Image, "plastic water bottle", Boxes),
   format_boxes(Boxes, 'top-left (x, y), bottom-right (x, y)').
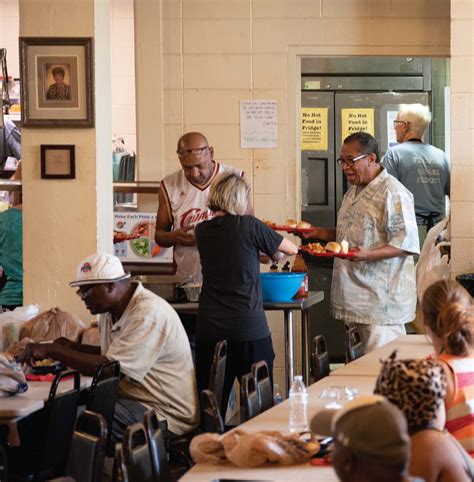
top-left (289, 375), bottom-right (308, 433)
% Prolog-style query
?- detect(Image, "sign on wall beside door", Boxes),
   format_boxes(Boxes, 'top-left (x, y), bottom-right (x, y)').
top-left (240, 100), bottom-right (277, 148)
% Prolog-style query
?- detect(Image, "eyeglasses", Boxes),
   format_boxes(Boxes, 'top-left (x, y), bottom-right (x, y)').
top-left (393, 120), bottom-right (409, 127)
top-left (336, 153), bottom-right (368, 167)
top-left (76, 285), bottom-right (95, 300)
top-left (177, 146), bottom-right (209, 157)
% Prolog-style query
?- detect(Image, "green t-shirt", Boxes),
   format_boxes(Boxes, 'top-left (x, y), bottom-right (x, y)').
top-left (0, 208), bottom-right (23, 306)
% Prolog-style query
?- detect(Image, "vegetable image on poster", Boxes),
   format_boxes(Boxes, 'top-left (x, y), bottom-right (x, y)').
top-left (341, 108), bottom-right (374, 144)
top-left (301, 108), bottom-right (328, 150)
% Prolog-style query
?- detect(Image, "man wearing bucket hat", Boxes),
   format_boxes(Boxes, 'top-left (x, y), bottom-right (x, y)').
top-left (20, 253), bottom-right (199, 449)
top-left (310, 395), bottom-right (424, 482)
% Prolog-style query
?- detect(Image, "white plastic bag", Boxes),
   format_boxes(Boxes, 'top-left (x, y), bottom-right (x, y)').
top-left (417, 218), bottom-right (450, 303)
top-left (0, 304), bottom-right (40, 351)
top-left (0, 353), bottom-right (28, 397)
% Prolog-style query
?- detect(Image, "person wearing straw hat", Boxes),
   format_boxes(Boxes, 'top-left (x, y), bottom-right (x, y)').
top-left (20, 253), bottom-right (199, 449)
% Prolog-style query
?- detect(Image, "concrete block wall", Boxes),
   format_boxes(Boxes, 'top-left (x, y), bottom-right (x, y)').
top-left (450, 0), bottom-right (474, 278)
top-left (111, 0), bottom-right (136, 152)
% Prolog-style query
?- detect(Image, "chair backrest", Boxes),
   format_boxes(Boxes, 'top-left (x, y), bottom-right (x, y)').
top-left (200, 389), bottom-right (224, 434)
top-left (123, 423), bottom-right (154, 482)
top-left (207, 340), bottom-right (227, 412)
top-left (40, 370), bottom-right (81, 477)
top-left (0, 445), bottom-right (7, 482)
top-left (345, 327), bottom-right (364, 363)
top-left (65, 410), bottom-right (107, 482)
top-left (112, 443), bottom-right (129, 482)
top-left (86, 360), bottom-right (121, 445)
top-left (251, 360), bottom-right (273, 412)
top-left (311, 335), bottom-right (330, 382)
top-left (240, 373), bottom-right (261, 422)
top-left (143, 410), bottom-right (173, 482)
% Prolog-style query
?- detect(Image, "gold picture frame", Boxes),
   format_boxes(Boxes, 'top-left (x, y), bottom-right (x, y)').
top-left (20, 37), bottom-right (94, 127)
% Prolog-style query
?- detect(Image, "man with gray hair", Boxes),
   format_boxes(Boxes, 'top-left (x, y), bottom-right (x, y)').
top-left (383, 103), bottom-right (450, 248)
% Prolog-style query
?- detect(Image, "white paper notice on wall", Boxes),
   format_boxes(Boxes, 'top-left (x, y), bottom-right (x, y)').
top-left (240, 100), bottom-right (277, 148)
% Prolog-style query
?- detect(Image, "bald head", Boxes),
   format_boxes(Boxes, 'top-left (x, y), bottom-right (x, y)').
top-left (177, 132), bottom-right (209, 152)
top-left (176, 132), bottom-right (215, 186)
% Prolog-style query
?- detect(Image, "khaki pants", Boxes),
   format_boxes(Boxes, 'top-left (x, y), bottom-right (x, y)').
top-left (346, 322), bottom-right (406, 354)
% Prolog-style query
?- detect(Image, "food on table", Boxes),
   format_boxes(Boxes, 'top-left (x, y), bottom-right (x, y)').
top-left (286, 219), bottom-right (298, 228)
top-left (34, 359), bottom-right (55, 367)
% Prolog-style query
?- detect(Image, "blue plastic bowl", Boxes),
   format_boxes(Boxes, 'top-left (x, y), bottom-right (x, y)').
top-left (259, 272), bottom-right (305, 302)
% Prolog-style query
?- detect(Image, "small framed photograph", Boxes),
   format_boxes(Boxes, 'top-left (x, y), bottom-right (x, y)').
top-left (20, 37), bottom-right (94, 127)
top-left (41, 145), bottom-right (75, 179)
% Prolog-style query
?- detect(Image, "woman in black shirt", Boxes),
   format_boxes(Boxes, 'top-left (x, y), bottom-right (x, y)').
top-left (195, 172), bottom-right (298, 415)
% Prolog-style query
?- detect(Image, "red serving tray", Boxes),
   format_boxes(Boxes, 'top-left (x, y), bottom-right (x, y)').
top-left (300, 246), bottom-right (357, 258)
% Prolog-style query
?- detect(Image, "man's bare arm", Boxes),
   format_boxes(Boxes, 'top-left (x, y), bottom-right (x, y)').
top-left (54, 337), bottom-right (101, 355)
top-left (154, 188), bottom-right (196, 247)
top-left (19, 343), bottom-right (108, 377)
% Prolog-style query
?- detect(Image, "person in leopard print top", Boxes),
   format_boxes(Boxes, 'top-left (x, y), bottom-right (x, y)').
top-left (375, 352), bottom-right (474, 482)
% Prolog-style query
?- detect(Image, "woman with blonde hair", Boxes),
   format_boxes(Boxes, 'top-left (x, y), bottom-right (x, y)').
top-left (195, 172), bottom-right (298, 415)
top-left (422, 279), bottom-right (474, 454)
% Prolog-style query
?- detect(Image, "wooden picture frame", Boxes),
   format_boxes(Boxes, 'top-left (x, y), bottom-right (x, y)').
top-left (41, 145), bottom-right (75, 179)
top-left (20, 37), bottom-right (94, 127)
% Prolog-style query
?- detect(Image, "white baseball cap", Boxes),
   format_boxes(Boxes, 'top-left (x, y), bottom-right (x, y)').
top-left (69, 253), bottom-right (131, 287)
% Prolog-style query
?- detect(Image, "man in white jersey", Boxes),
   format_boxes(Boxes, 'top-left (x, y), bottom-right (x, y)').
top-left (155, 132), bottom-right (252, 345)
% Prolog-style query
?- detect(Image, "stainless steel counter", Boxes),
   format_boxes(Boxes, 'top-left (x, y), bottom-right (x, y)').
top-left (171, 291), bottom-right (324, 394)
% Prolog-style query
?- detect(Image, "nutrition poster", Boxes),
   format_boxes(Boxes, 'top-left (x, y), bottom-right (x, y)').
top-left (114, 212), bottom-right (173, 264)
top-left (240, 100), bottom-right (277, 148)
top-left (301, 107), bottom-right (328, 150)
top-left (341, 108), bottom-right (374, 144)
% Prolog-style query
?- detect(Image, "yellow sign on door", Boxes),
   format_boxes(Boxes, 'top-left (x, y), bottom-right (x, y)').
top-left (301, 108), bottom-right (328, 150)
top-left (341, 108), bottom-right (375, 144)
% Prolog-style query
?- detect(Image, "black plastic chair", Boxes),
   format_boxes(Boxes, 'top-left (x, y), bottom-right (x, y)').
top-left (345, 327), bottom-right (364, 362)
top-left (200, 389), bottom-right (224, 434)
top-left (251, 360), bottom-right (273, 412)
top-left (0, 445), bottom-right (7, 482)
top-left (11, 369), bottom-right (81, 480)
top-left (143, 410), bottom-right (174, 482)
top-left (112, 443), bottom-right (129, 482)
top-left (50, 410), bottom-right (107, 482)
top-left (86, 360), bottom-right (121, 446)
top-left (311, 335), bottom-right (330, 382)
top-left (240, 373), bottom-right (261, 422)
top-left (208, 340), bottom-right (227, 413)
top-left (122, 423), bottom-right (154, 482)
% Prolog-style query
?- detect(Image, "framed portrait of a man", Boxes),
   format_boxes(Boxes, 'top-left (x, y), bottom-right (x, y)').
top-left (20, 37), bottom-right (93, 127)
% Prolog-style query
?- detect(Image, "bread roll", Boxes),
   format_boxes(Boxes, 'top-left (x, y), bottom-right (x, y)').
top-left (296, 220), bottom-right (311, 229)
top-left (286, 219), bottom-right (297, 228)
top-left (325, 241), bottom-right (341, 254)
